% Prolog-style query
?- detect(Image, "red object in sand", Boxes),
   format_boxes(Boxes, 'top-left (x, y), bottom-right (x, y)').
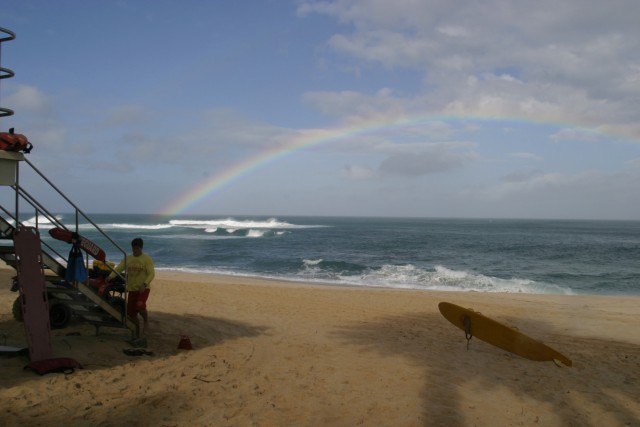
top-left (178, 335), bottom-right (193, 350)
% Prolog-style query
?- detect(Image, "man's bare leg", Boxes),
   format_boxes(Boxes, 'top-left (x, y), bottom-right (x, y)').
top-left (140, 310), bottom-right (149, 333)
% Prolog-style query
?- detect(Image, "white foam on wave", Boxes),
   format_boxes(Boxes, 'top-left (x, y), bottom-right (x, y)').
top-left (341, 264), bottom-right (574, 294)
top-left (153, 233), bottom-right (217, 240)
top-left (200, 227), bottom-right (267, 238)
top-left (97, 223), bottom-right (173, 230)
top-left (246, 229), bottom-right (265, 238)
top-left (22, 214), bottom-right (62, 228)
top-left (155, 262), bottom-right (574, 295)
top-left (300, 258), bottom-right (324, 276)
top-left (169, 217), bottom-right (324, 230)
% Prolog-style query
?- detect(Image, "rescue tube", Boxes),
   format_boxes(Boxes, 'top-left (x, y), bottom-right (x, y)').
top-left (0, 128), bottom-right (33, 153)
top-left (48, 227), bottom-right (106, 261)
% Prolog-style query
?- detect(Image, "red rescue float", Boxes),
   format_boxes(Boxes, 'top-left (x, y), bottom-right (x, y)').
top-left (48, 227), bottom-right (106, 261)
top-left (0, 128), bottom-right (33, 153)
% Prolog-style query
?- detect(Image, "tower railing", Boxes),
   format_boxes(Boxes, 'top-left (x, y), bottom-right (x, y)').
top-left (0, 27), bottom-right (16, 119)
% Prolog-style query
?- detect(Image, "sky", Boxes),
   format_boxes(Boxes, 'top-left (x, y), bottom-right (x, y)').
top-left (1, 0), bottom-right (639, 220)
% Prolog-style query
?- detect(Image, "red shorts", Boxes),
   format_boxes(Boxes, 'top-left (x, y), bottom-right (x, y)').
top-left (127, 289), bottom-right (150, 317)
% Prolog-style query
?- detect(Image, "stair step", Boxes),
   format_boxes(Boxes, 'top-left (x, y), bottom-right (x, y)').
top-left (0, 220), bottom-right (137, 338)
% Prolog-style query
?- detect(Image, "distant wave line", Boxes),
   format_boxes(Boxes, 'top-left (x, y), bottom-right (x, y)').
top-left (67, 217), bottom-right (326, 231)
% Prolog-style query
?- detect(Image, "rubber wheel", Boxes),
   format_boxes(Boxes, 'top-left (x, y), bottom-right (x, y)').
top-left (49, 303), bottom-right (72, 329)
top-left (13, 296), bottom-right (72, 329)
top-left (12, 296), bottom-right (23, 322)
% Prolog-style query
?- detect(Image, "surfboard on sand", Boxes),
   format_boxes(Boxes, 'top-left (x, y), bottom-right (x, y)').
top-left (438, 302), bottom-right (572, 367)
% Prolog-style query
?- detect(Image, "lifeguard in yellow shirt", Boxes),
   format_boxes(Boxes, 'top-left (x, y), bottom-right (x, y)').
top-left (107, 237), bottom-right (155, 333)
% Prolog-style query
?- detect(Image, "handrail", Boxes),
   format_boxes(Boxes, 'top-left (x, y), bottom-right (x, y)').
top-left (0, 27), bottom-right (15, 43)
top-left (0, 27), bottom-right (16, 119)
top-left (0, 205), bottom-right (67, 268)
top-left (15, 158), bottom-right (128, 280)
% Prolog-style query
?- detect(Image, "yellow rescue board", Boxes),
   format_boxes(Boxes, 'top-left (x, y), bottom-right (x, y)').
top-left (438, 302), bottom-right (572, 367)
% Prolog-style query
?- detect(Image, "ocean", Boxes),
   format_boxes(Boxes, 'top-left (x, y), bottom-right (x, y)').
top-left (26, 214), bottom-right (640, 296)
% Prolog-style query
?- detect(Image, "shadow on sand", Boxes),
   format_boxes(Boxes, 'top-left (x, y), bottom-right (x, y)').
top-left (0, 310), bottom-right (268, 383)
top-left (332, 310), bottom-right (640, 426)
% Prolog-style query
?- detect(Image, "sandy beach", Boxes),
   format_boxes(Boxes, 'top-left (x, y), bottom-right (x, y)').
top-left (0, 266), bottom-right (639, 426)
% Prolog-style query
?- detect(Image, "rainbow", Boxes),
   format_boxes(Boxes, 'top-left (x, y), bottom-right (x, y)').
top-left (160, 114), bottom-right (625, 216)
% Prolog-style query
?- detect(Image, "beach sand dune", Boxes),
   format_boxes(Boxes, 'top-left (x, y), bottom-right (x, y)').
top-left (1, 268), bottom-right (639, 426)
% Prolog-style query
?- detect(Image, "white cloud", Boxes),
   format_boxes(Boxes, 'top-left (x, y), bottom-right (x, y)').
top-left (5, 84), bottom-right (52, 114)
top-left (511, 152), bottom-right (543, 161)
top-left (500, 169), bottom-right (546, 183)
top-left (102, 104), bottom-right (149, 127)
top-left (302, 88), bottom-right (409, 119)
top-left (343, 164), bottom-right (375, 180)
top-left (626, 158), bottom-right (640, 169)
top-left (378, 143), bottom-right (478, 176)
top-left (458, 168), bottom-right (640, 219)
top-left (551, 127), bottom-right (602, 143)
top-left (299, 0), bottom-right (640, 141)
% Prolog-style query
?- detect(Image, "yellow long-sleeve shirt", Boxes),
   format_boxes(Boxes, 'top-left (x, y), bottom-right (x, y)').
top-left (107, 253), bottom-right (155, 292)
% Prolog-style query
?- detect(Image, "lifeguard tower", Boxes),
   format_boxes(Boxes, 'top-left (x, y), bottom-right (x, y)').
top-left (0, 27), bottom-right (141, 367)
